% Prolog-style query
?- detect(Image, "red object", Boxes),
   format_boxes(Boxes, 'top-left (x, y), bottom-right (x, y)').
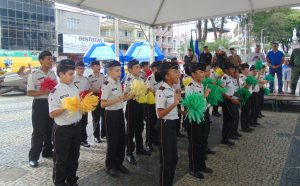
top-left (40, 77), bottom-right (57, 92)
top-left (80, 90), bottom-right (90, 100)
top-left (145, 70), bottom-right (152, 78)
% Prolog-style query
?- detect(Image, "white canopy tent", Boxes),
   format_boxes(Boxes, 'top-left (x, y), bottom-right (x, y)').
top-left (53, 0), bottom-right (300, 26)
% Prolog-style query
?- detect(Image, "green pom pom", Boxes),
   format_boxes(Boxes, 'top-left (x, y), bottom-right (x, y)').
top-left (181, 92), bottom-right (207, 124)
top-left (255, 60), bottom-right (263, 70)
top-left (264, 74), bottom-right (274, 82)
top-left (202, 78), bottom-right (226, 106)
top-left (245, 76), bottom-right (258, 86)
top-left (263, 88), bottom-right (270, 95)
top-left (236, 88), bottom-right (251, 106)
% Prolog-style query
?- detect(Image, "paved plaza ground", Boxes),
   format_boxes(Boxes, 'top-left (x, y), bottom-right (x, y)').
top-left (0, 93), bottom-right (299, 186)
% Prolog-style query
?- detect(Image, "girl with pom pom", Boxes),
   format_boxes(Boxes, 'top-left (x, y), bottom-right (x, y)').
top-left (27, 51), bottom-right (57, 168)
top-left (155, 61), bottom-right (181, 186)
top-left (124, 59), bottom-right (151, 165)
top-left (220, 62), bottom-right (240, 146)
top-left (101, 60), bottom-right (131, 176)
top-left (145, 61), bottom-right (163, 152)
top-left (239, 63), bottom-right (255, 133)
top-left (48, 59), bottom-right (82, 186)
top-left (184, 63), bottom-right (213, 179)
top-left (73, 61), bottom-right (91, 148)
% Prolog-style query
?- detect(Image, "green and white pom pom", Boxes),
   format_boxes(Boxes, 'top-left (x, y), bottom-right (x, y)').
top-left (255, 60), bottom-right (263, 70)
top-left (236, 88), bottom-right (251, 106)
top-left (245, 76), bottom-right (258, 86)
top-left (181, 92), bottom-right (207, 124)
top-left (202, 78), bottom-right (226, 106)
top-left (264, 74), bottom-right (274, 82)
top-left (263, 88), bottom-right (271, 95)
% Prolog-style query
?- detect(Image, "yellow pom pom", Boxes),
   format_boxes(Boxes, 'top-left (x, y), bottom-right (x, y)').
top-left (62, 96), bottom-right (80, 116)
top-left (129, 79), bottom-right (148, 98)
top-left (183, 77), bottom-right (192, 87)
top-left (137, 95), bottom-right (148, 104)
top-left (215, 68), bottom-right (224, 77)
top-left (80, 92), bottom-right (99, 113)
top-left (147, 91), bottom-right (155, 104)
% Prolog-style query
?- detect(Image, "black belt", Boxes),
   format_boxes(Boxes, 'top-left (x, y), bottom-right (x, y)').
top-left (56, 122), bottom-right (79, 127)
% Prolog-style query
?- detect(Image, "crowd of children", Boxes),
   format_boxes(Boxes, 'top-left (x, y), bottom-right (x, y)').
top-left (27, 51), bottom-right (271, 186)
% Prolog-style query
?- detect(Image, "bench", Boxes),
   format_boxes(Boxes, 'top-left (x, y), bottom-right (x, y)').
top-left (264, 94), bottom-right (300, 112)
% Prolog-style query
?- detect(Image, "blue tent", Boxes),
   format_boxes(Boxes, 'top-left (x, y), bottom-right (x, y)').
top-left (124, 41), bottom-right (164, 62)
top-left (83, 42), bottom-right (125, 80)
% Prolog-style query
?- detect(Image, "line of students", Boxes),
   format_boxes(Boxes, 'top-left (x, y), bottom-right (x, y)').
top-left (27, 51), bottom-right (266, 186)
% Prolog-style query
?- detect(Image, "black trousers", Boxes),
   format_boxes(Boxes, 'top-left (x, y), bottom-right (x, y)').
top-left (186, 119), bottom-right (206, 173)
top-left (258, 88), bottom-right (265, 115)
top-left (52, 123), bottom-right (81, 186)
top-left (157, 119), bottom-right (178, 186)
top-left (79, 114), bottom-right (88, 142)
top-left (176, 104), bottom-right (182, 135)
top-left (212, 105), bottom-right (219, 114)
top-left (105, 109), bottom-right (126, 169)
top-left (145, 104), bottom-right (157, 146)
top-left (125, 99), bottom-right (144, 154)
top-left (251, 93), bottom-right (259, 124)
top-left (29, 99), bottom-right (53, 161)
top-left (241, 98), bottom-right (252, 130)
top-left (203, 108), bottom-right (211, 150)
top-left (91, 101), bottom-right (105, 138)
top-left (232, 103), bottom-right (239, 136)
top-left (221, 97), bottom-right (236, 141)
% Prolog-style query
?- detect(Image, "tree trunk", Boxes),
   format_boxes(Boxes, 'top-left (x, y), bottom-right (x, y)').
top-left (219, 17), bottom-right (225, 39)
top-left (202, 19), bottom-right (208, 42)
top-left (197, 20), bottom-right (202, 41)
top-left (210, 18), bottom-right (218, 40)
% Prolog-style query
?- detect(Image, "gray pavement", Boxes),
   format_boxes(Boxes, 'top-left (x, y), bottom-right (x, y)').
top-left (0, 93), bottom-right (299, 186)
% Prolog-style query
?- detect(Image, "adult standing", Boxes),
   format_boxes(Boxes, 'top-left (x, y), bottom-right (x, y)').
top-left (184, 48), bottom-right (197, 65)
top-left (212, 46), bottom-right (228, 68)
top-left (266, 42), bottom-right (285, 93)
top-left (247, 44), bottom-right (266, 66)
top-left (199, 46), bottom-right (212, 64)
top-left (228, 48), bottom-right (242, 67)
top-left (290, 46), bottom-right (300, 95)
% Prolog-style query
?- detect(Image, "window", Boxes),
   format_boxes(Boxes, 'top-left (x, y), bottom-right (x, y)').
top-left (168, 37), bottom-right (171, 43)
top-left (168, 48), bottom-right (172, 54)
top-left (137, 31), bottom-right (143, 38)
top-left (162, 26), bottom-right (165, 30)
top-left (67, 18), bottom-right (80, 30)
top-left (119, 44), bottom-right (129, 50)
top-left (8, 0), bottom-right (15, 9)
top-left (2, 29), bottom-right (9, 37)
top-left (17, 30), bottom-right (23, 38)
top-left (0, 8), bottom-right (7, 16)
top-left (16, 11), bottom-right (22, 19)
top-left (8, 9), bottom-right (15, 18)
top-left (120, 30), bottom-right (130, 37)
top-left (167, 26), bottom-right (172, 31)
top-left (101, 30), bottom-right (109, 37)
top-left (0, 0), bottom-right (8, 8)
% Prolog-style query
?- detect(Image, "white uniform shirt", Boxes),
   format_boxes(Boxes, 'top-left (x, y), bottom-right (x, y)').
top-left (101, 77), bottom-right (123, 111)
top-left (247, 52), bottom-right (266, 65)
top-left (185, 79), bottom-right (204, 94)
top-left (88, 72), bottom-right (105, 93)
top-left (210, 69), bottom-right (216, 79)
top-left (156, 82), bottom-right (179, 120)
top-left (27, 68), bottom-right (57, 99)
top-left (253, 75), bottom-right (261, 92)
top-left (73, 74), bottom-right (90, 92)
top-left (221, 74), bottom-right (236, 97)
top-left (48, 83), bottom-right (82, 126)
top-left (146, 73), bottom-right (163, 94)
top-left (232, 78), bottom-right (239, 99)
top-left (124, 73), bottom-right (143, 94)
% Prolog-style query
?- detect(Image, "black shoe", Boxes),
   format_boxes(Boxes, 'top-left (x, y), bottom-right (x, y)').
top-left (136, 148), bottom-right (151, 156)
top-left (206, 148), bottom-right (216, 155)
top-left (126, 154), bottom-right (137, 165)
top-left (177, 133), bottom-right (185, 138)
top-left (147, 145), bottom-right (155, 152)
top-left (42, 151), bottom-right (53, 158)
top-left (189, 171), bottom-right (204, 179)
top-left (200, 167), bottom-right (213, 174)
top-left (278, 91), bottom-right (283, 94)
top-left (229, 136), bottom-right (239, 140)
top-left (29, 160), bottom-right (38, 168)
top-left (221, 140), bottom-right (235, 146)
top-left (248, 127), bottom-right (254, 131)
top-left (255, 123), bottom-right (261, 126)
top-left (81, 141), bottom-right (91, 148)
top-left (234, 132), bottom-right (242, 137)
top-left (106, 168), bottom-right (120, 176)
top-left (94, 137), bottom-right (102, 143)
top-left (212, 112), bottom-right (221, 117)
top-left (270, 90), bottom-right (274, 93)
top-left (241, 128), bottom-right (252, 133)
top-left (117, 164), bottom-right (130, 174)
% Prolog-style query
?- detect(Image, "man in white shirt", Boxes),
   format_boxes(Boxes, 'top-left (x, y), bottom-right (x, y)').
top-left (247, 45), bottom-right (266, 66)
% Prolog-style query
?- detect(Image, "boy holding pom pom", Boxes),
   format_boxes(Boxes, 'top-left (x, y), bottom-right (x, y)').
top-left (101, 60), bottom-right (130, 176)
top-left (48, 59), bottom-right (82, 186)
top-left (124, 59), bottom-right (151, 165)
top-left (73, 61), bottom-right (91, 148)
top-left (27, 51), bottom-right (57, 167)
top-left (184, 63), bottom-right (213, 179)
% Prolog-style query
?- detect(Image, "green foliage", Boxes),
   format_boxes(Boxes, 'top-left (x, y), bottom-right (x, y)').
top-left (198, 39), bottom-right (231, 52)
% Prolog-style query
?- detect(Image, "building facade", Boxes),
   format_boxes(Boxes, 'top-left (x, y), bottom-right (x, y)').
top-left (154, 25), bottom-right (174, 58)
top-left (0, 0), bottom-right (56, 51)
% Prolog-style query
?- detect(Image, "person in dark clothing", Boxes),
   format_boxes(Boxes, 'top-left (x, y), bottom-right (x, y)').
top-left (199, 46), bottom-right (212, 64)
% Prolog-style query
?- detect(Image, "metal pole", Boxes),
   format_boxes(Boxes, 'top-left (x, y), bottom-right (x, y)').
top-left (149, 26), bottom-right (155, 63)
top-left (114, 19), bottom-right (119, 61)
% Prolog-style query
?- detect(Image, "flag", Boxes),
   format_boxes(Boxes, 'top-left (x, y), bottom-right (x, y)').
top-left (189, 34), bottom-right (194, 54)
top-left (195, 39), bottom-right (201, 62)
